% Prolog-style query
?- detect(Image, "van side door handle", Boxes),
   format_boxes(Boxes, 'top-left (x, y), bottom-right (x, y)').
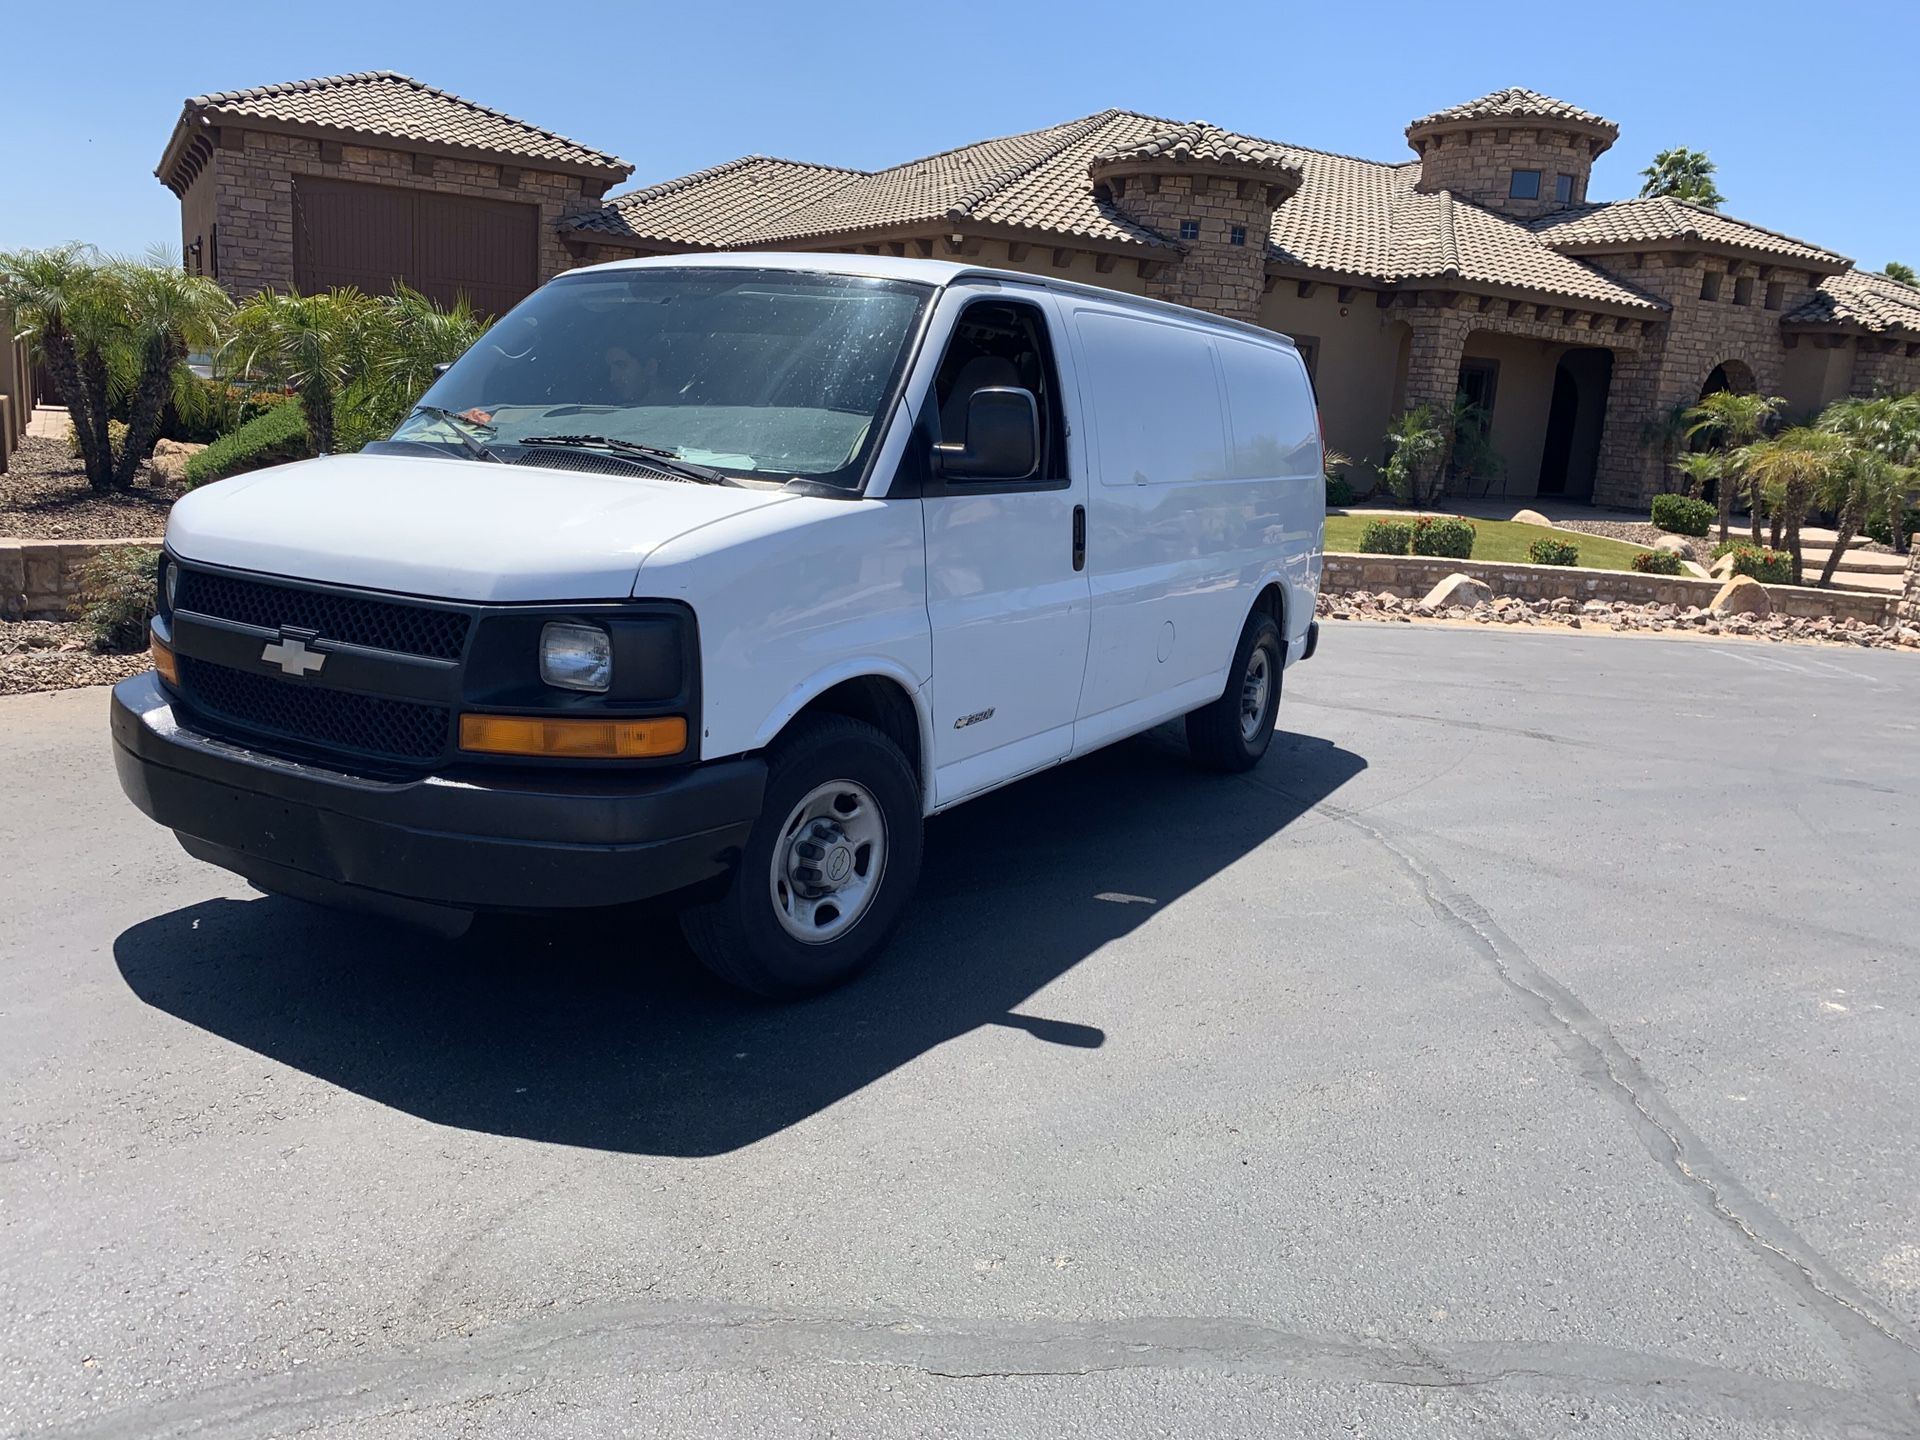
top-left (1071, 504), bottom-right (1086, 572)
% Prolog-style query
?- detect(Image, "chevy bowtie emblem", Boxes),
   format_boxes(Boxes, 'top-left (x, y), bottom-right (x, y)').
top-left (261, 634), bottom-right (327, 677)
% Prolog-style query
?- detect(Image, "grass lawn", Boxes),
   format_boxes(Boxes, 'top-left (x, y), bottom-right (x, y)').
top-left (1324, 514), bottom-right (1653, 572)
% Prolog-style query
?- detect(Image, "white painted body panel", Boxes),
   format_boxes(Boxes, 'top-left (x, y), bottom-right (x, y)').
top-left (169, 255), bottom-right (1322, 823)
top-left (166, 451), bottom-right (794, 602)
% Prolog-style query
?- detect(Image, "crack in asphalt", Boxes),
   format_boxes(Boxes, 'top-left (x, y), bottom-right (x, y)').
top-left (31, 1305), bottom-right (1920, 1439)
top-left (1248, 775), bottom-right (1920, 1405)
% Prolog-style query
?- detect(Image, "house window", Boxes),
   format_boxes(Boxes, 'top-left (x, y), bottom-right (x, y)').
top-left (1765, 281), bottom-right (1785, 311)
top-left (1288, 334), bottom-right (1320, 381)
top-left (1229, 224), bottom-right (1247, 246)
top-left (1509, 169), bottom-right (1541, 200)
top-left (1699, 271), bottom-right (1723, 301)
top-left (1554, 173), bottom-right (1575, 204)
top-left (1179, 220), bottom-right (1200, 241)
top-left (1733, 275), bottom-right (1754, 306)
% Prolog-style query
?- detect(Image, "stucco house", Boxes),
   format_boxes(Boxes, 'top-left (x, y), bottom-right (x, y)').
top-left (159, 75), bottom-right (1920, 508)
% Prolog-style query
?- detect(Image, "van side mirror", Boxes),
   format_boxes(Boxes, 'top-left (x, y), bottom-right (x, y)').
top-left (933, 387), bottom-right (1039, 482)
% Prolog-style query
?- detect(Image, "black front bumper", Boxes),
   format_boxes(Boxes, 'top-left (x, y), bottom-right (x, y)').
top-left (111, 672), bottom-right (765, 925)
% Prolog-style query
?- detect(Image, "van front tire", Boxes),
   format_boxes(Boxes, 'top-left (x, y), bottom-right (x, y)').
top-left (1186, 613), bottom-right (1281, 772)
top-left (680, 714), bottom-right (923, 999)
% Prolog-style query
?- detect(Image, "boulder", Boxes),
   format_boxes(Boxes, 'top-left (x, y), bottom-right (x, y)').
top-left (1681, 560), bottom-right (1710, 579)
top-left (1654, 536), bottom-right (1692, 556)
top-left (1511, 508), bottom-right (1554, 528)
top-left (1709, 553), bottom-right (1736, 579)
top-left (1711, 575), bottom-right (1772, 618)
top-left (146, 439), bottom-right (206, 483)
top-left (1420, 572), bottom-right (1493, 610)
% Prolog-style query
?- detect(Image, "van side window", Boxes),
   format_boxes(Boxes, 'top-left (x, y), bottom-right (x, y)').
top-left (932, 300), bottom-right (1068, 481)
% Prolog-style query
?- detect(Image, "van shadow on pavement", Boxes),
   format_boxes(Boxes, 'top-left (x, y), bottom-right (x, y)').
top-left (114, 726), bottom-right (1365, 1157)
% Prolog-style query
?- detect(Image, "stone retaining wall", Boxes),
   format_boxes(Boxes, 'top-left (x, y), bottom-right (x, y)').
top-left (1323, 553), bottom-right (1895, 627)
top-left (0, 538), bottom-right (162, 621)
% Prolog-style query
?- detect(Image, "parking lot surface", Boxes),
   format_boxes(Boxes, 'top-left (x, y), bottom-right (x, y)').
top-left (4, 625), bottom-right (1918, 1438)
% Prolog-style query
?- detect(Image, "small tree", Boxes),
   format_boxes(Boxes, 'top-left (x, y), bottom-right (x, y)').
top-left (1685, 390), bottom-right (1783, 543)
top-left (222, 288), bottom-right (380, 455)
top-left (1887, 262), bottom-right (1917, 287)
top-left (113, 259), bottom-right (231, 487)
top-left (1735, 429), bottom-right (1845, 584)
top-left (1378, 404), bottom-right (1447, 505)
top-left (1670, 449), bottom-right (1722, 501)
top-left (0, 245), bottom-right (124, 489)
top-left (1817, 393), bottom-right (1920, 559)
top-left (1639, 148), bottom-right (1725, 209)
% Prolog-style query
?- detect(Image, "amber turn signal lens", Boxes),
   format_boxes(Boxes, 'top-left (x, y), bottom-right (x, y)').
top-left (151, 633), bottom-right (179, 688)
top-left (458, 713), bottom-right (687, 759)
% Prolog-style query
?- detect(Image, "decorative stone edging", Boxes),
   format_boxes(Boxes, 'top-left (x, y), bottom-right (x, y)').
top-left (0, 537), bottom-right (163, 621)
top-left (1323, 553), bottom-right (1895, 627)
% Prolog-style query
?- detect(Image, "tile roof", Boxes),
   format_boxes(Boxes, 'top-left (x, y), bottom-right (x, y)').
top-left (1785, 269), bottom-right (1920, 335)
top-left (1092, 122), bottom-right (1296, 174)
top-left (172, 71), bottom-right (629, 176)
top-left (1407, 88), bottom-right (1618, 140)
top-left (1529, 197), bottom-right (1847, 268)
top-left (568, 157), bottom-right (863, 247)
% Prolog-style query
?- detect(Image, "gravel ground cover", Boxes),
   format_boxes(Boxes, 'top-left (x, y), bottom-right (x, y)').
top-left (0, 620), bottom-right (146, 696)
top-left (0, 437), bottom-right (177, 541)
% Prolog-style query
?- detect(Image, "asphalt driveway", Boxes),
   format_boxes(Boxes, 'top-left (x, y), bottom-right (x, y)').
top-left (4, 626), bottom-right (1918, 1437)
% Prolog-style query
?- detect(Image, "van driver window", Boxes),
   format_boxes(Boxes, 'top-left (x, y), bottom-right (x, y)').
top-left (932, 301), bottom-right (1066, 479)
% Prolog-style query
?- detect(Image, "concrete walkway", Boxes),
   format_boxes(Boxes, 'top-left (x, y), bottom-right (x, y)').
top-left (24, 405), bottom-right (69, 441)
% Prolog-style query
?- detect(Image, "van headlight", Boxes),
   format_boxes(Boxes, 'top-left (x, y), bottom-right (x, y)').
top-left (539, 622), bottom-right (612, 693)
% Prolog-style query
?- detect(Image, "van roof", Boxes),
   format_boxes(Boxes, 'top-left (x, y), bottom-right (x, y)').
top-left (571, 251), bottom-right (1299, 350)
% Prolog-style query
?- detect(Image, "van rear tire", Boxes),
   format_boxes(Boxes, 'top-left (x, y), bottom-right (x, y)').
top-left (1186, 612), bottom-right (1281, 772)
top-left (680, 714), bottom-right (922, 999)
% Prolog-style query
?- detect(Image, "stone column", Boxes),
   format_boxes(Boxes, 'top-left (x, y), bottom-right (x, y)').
top-left (1399, 310), bottom-right (1471, 502)
top-left (1900, 542), bottom-right (1920, 631)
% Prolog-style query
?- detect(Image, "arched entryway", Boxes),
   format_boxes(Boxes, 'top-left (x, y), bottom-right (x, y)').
top-left (1538, 348), bottom-right (1613, 499)
top-left (1700, 358), bottom-right (1757, 399)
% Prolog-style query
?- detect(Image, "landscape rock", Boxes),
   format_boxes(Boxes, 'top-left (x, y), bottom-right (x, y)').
top-left (1654, 536), bottom-right (1692, 556)
top-left (1710, 553), bottom-right (1736, 579)
top-left (1681, 560), bottom-right (1710, 578)
top-left (1510, 508), bottom-right (1554, 528)
top-left (1711, 575), bottom-right (1772, 618)
top-left (1420, 573), bottom-right (1493, 610)
top-left (146, 440), bottom-right (207, 484)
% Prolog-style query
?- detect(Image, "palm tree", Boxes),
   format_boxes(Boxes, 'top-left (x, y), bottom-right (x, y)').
top-left (112, 259), bottom-right (231, 487)
top-left (1817, 393), bottom-right (1920, 556)
top-left (363, 285), bottom-right (489, 435)
top-left (0, 244), bottom-right (124, 489)
top-left (1685, 389), bottom-right (1782, 542)
top-left (222, 288), bottom-right (380, 455)
top-left (1639, 148), bottom-right (1725, 209)
top-left (1735, 429), bottom-right (1846, 584)
top-left (1670, 449), bottom-right (1722, 501)
top-left (1887, 262), bottom-right (1917, 287)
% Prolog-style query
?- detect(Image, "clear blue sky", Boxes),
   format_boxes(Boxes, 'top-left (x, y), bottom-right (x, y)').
top-left (11, 0), bottom-right (1915, 272)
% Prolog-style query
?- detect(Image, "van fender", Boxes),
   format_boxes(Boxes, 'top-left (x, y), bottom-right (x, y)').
top-left (749, 658), bottom-right (937, 811)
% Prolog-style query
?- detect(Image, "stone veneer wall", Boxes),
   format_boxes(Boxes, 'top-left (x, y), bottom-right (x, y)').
top-left (1105, 172), bottom-right (1272, 323)
top-left (207, 129), bottom-right (603, 298)
top-left (1323, 552), bottom-right (1895, 626)
top-left (0, 538), bottom-right (161, 622)
top-left (1408, 127), bottom-right (1598, 218)
top-left (1901, 544), bottom-right (1920, 628)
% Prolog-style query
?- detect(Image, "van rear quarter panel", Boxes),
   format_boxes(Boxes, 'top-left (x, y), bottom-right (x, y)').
top-left (632, 496), bottom-right (932, 771)
top-left (1060, 300), bottom-right (1322, 739)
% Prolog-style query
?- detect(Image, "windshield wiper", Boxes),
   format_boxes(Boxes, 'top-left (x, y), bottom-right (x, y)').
top-left (516, 434), bottom-right (729, 486)
top-left (408, 405), bottom-right (500, 463)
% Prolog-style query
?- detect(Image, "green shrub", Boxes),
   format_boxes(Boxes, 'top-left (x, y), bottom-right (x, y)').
top-left (1358, 518), bottom-right (1413, 555)
top-left (66, 419), bottom-right (129, 461)
top-left (1631, 550), bottom-right (1685, 575)
top-left (1527, 537), bottom-right (1580, 567)
top-left (73, 545), bottom-right (161, 651)
top-left (1864, 505), bottom-right (1920, 546)
top-left (1650, 493), bottom-right (1714, 537)
top-left (183, 402), bottom-right (310, 487)
top-left (1709, 537), bottom-right (1752, 560)
top-left (1410, 514), bottom-right (1475, 559)
top-left (1726, 545), bottom-right (1793, 584)
top-left (1325, 475), bottom-right (1354, 508)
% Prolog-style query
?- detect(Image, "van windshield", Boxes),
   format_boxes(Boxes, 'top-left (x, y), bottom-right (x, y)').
top-left (387, 268), bottom-right (933, 488)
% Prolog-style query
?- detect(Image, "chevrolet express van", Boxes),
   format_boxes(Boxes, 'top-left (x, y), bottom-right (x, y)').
top-left (113, 255), bottom-right (1324, 996)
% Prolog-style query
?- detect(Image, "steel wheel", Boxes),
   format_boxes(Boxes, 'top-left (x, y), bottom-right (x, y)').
top-left (767, 780), bottom-right (888, 945)
top-left (1239, 647), bottom-right (1272, 743)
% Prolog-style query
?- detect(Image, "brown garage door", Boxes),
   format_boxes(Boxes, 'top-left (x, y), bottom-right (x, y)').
top-left (292, 175), bottom-right (538, 317)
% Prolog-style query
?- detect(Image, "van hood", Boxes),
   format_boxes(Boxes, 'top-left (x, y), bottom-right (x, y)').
top-left (164, 451), bottom-right (796, 602)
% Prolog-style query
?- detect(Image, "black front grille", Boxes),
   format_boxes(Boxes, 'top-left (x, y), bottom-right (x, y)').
top-left (174, 569), bottom-right (470, 660)
top-left (178, 657), bottom-right (449, 764)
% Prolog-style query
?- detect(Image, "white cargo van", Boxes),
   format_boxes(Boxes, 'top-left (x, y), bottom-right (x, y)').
top-left (114, 255), bottom-right (1323, 995)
